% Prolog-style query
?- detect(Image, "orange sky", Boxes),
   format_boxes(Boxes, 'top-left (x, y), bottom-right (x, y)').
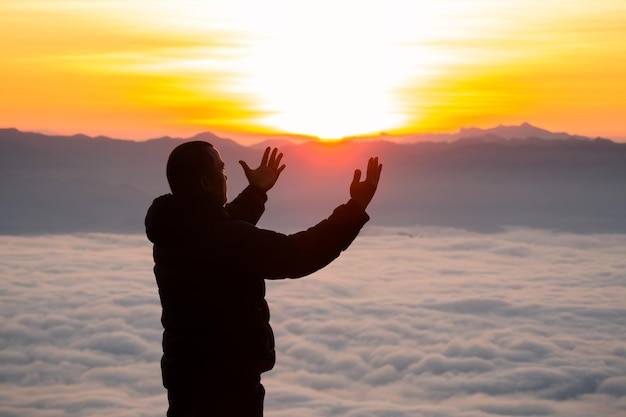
top-left (1, 0), bottom-right (625, 143)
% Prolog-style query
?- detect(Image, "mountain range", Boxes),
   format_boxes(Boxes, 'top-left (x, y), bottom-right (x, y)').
top-left (1, 124), bottom-right (625, 234)
top-left (348, 122), bottom-right (593, 143)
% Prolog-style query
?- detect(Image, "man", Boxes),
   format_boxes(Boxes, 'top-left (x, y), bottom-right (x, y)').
top-left (145, 141), bottom-right (382, 416)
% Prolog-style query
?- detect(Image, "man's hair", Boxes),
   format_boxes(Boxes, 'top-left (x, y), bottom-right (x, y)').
top-left (166, 141), bottom-right (215, 195)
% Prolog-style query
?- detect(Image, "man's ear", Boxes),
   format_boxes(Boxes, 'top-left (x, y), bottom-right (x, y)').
top-left (200, 175), bottom-right (212, 193)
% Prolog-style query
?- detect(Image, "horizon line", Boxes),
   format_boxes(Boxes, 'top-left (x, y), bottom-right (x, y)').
top-left (2, 123), bottom-right (625, 145)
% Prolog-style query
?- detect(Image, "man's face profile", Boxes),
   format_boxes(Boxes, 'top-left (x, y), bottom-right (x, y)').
top-left (202, 146), bottom-right (228, 206)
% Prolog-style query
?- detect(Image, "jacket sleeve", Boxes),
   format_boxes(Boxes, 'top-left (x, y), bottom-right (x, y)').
top-left (224, 185), bottom-right (267, 225)
top-left (237, 199), bottom-right (370, 279)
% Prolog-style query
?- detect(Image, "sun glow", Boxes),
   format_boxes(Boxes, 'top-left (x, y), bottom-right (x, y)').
top-left (228, 2), bottom-right (415, 140)
top-left (214, 0), bottom-right (490, 140)
top-left (1, 0), bottom-right (626, 142)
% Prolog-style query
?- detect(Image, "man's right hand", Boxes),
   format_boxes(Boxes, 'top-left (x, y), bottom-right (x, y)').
top-left (239, 147), bottom-right (286, 193)
top-left (350, 157), bottom-right (382, 210)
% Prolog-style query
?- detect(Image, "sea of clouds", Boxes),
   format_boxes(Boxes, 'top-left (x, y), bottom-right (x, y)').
top-left (1, 227), bottom-right (625, 417)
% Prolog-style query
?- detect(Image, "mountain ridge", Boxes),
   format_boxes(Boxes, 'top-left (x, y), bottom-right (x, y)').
top-left (1, 122), bottom-right (609, 146)
top-left (1, 126), bottom-right (625, 235)
top-left (347, 122), bottom-right (600, 144)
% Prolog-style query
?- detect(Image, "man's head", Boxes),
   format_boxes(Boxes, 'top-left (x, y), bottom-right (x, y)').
top-left (166, 141), bottom-right (228, 205)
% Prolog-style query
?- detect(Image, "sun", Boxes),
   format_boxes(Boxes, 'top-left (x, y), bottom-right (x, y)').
top-left (239, 29), bottom-right (411, 140)
top-left (225, 0), bottom-right (435, 140)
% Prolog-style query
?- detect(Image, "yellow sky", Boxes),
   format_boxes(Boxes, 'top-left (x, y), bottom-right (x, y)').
top-left (1, 0), bottom-right (625, 142)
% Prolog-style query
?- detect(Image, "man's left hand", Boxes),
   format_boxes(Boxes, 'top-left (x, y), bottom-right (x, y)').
top-left (239, 147), bottom-right (286, 192)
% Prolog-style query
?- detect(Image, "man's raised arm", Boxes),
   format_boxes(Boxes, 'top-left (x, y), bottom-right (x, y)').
top-left (237, 157), bottom-right (383, 280)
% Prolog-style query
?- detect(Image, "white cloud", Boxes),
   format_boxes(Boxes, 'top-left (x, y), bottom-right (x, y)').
top-left (0, 228), bottom-right (625, 416)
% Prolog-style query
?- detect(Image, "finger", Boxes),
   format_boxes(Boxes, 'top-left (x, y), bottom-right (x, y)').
top-left (276, 164), bottom-right (286, 177)
top-left (352, 169), bottom-right (362, 185)
top-left (366, 157), bottom-right (376, 181)
top-left (239, 160), bottom-right (250, 174)
top-left (274, 152), bottom-right (284, 168)
top-left (269, 148), bottom-right (278, 166)
top-left (373, 158), bottom-right (382, 186)
top-left (374, 157), bottom-right (381, 183)
top-left (373, 156), bottom-right (379, 171)
top-left (367, 157), bottom-right (381, 186)
top-left (261, 147), bottom-right (270, 167)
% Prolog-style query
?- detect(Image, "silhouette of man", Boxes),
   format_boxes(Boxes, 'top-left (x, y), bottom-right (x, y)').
top-left (145, 141), bottom-right (382, 417)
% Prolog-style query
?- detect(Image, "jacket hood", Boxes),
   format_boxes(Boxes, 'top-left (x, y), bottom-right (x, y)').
top-left (145, 194), bottom-right (180, 244)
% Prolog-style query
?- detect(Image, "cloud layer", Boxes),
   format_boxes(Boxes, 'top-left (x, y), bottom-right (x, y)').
top-left (1, 228), bottom-right (625, 416)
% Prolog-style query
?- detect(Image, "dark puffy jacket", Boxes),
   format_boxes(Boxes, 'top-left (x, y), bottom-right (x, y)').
top-left (145, 185), bottom-right (369, 387)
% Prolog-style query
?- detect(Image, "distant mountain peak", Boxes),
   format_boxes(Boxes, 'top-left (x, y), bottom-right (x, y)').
top-left (189, 131), bottom-right (222, 141)
top-left (459, 123), bottom-right (560, 140)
